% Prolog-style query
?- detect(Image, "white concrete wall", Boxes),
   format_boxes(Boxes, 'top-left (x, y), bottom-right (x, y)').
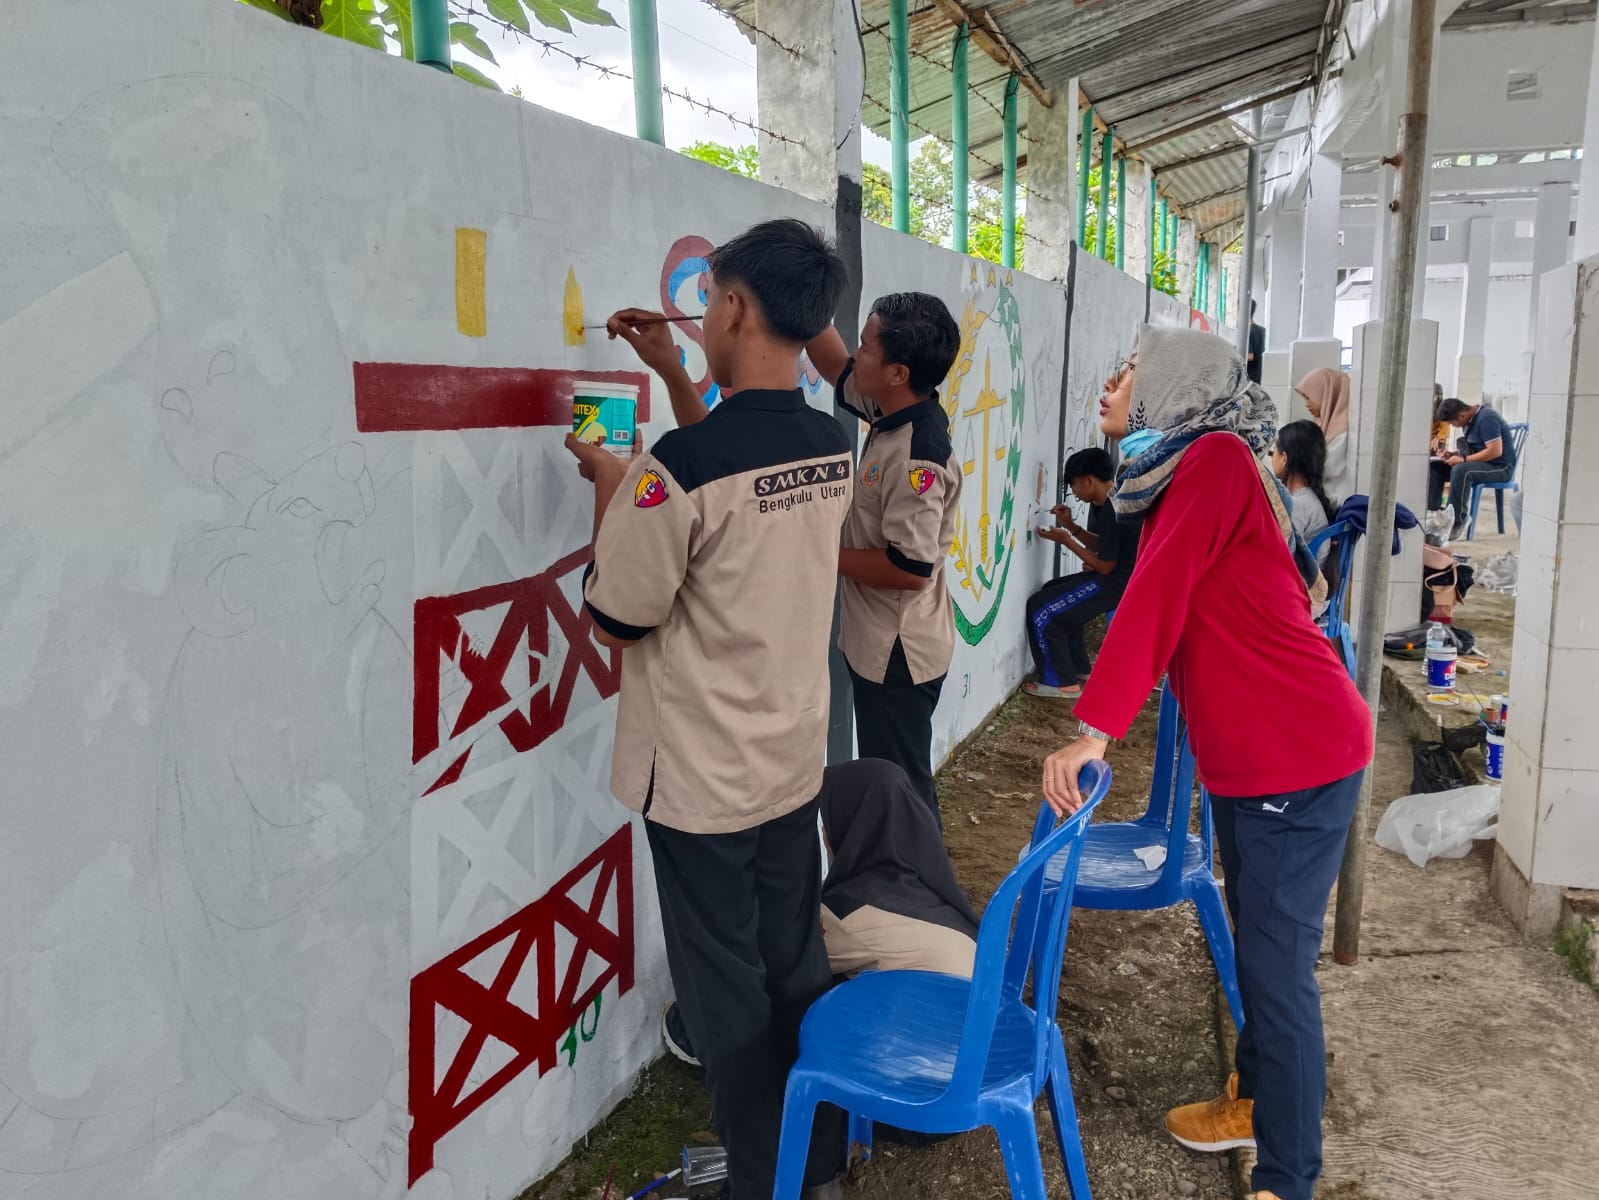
top-left (1, 3), bottom-right (848, 1197)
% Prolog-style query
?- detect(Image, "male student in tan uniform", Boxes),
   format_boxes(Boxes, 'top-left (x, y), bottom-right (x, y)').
top-left (564, 219), bottom-right (852, 1200)
top-left (804, 294), bottom-right (962, 825)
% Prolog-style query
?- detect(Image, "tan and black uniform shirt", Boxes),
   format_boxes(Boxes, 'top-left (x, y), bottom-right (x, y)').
top-left (835, 363), bottom-right (962, 685)
top-left (583, 389), bottom-right (853, 835)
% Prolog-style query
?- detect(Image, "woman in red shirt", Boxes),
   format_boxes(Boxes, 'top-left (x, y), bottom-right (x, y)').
top-left (1041, 326), bottom-right (1373, 1200)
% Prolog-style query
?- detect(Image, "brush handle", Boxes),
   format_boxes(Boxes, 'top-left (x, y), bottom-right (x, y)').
top-left (585, 316), bottom-right (702, 329)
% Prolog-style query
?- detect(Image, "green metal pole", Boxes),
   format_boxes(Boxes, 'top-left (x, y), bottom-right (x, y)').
top-left (1198, 241), bottom-right (1209, 313)
top-left (414, 0), bottom-right (450, 71)
top-left (1220, 266), bottom-right (1229, 325)
top-left (1097, 129), bottom-right (1113, 260)
top-left (952, 24), bottom-right (970, 254)
top-left (1115, 153), bottom-right (1126, 270)
top-left (628, 0), bottom-right (665, 144)
top-left (890, 0), bottom-right (911, 232)
top-left (1158, 198), bottom-right (1169, 258)
top-left (1076, 106), bottom-right (1094, 248)
top-left (1002, 74), bottom-right (1019, 268)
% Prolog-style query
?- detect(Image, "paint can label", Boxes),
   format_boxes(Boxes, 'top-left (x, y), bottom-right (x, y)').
top-left (573, 385), bottom-right (638, 457)
top-left (1425, 646), bottom-right (1457, 691)
top-left (1485, 731), bottom-right (1505, 782)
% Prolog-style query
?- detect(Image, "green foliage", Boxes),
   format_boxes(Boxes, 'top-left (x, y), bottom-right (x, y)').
top-left (680, 141), bottom-right (759, 180)
top-left (1556, 921), bottom-right (1596, 986)
top-left (673, 137), bottom-right (1029, 269)
top-left (233, 0), bottom-right (616, 88)
top-left (1151, 249), bottom-right (1178, 297)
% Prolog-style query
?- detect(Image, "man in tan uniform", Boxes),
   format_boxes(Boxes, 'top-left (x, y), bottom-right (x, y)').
top-left (564, 219), bottom-right (851, 1200)
top-left (805, 293), bottom-right (962, 823)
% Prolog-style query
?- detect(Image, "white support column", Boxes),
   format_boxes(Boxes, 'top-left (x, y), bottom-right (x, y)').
top-left (1176, 219), bottom-right (1197, 307)
top-left (1300, 153), bottom-right (1342, 338)
top-left (1027, 80), bottom-right (1077, 283)
top-left (1349, 318), bottom-right (1438, 632)
top-left (1492, 255), bottom-right (1599, 933)
top-left (1457, 215), bottom-right (1492, 405)
top-left (1266, 206), bottom-right (1305, 351)
top-left (1578, 15), bottom-right (1599, 259)
top-left (754, 0), bottom-right (862, 205)
top-left (1123, 158), bottom-right (1151, 284)
top-left (1527, 181), bottom-right (1574, 342)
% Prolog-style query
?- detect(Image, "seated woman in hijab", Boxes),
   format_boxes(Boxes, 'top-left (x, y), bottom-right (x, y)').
top-left (662, 758), bottom-right (979, 1067)
top-left (1294, 367), bottom-right (1352, 502)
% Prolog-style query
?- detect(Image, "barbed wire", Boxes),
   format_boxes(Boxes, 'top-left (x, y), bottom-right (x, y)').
top-left (696, 0), bottom-right (802, 57)
top-left (450, 1), bottom-right (803, 146)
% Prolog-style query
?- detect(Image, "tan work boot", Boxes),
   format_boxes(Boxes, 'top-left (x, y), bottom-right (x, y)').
top-left (1165, 1071), bottom-right (1256, 1152)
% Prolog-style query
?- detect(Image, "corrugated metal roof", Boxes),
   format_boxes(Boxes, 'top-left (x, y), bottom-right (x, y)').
top-left (717, 0), bottom-right (1325, 245)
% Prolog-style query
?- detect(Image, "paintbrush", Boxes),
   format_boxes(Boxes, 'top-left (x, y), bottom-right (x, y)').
top-left (584, 315), bottom-right (703, 330)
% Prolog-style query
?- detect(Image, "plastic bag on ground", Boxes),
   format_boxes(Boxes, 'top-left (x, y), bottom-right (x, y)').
top-left (1375, 785), bottom-right (1500, 868)
top-left (1479, 551), bottom-right (1518, 593)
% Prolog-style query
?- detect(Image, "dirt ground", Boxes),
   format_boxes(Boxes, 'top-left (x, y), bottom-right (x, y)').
top-left (527, 619), bottom-right (1233, 1200)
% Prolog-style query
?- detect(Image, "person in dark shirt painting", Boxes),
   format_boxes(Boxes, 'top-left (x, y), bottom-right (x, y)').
top-left (1024, 445), bottom-right (1139, 700)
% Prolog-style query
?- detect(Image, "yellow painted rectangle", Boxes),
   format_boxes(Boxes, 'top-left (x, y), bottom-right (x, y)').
top-left (455, 227), bottom-right (487, 337)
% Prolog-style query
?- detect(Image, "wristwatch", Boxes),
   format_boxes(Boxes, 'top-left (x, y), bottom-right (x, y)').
top-left (1078, 719), bottom-right (1112, 743)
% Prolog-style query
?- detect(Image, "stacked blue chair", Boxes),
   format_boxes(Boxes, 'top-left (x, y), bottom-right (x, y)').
top-left (1059, 683), bottom-right (1243, 1032)
top-left (772, 762), bottom-right (1113, 1200)
top-left (1307, 520), bottom-right (1357, 678)
top-left (1465, 421), bottom-right (1529, 539)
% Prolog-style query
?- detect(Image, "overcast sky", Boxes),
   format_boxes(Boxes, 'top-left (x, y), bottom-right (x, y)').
top-left (466, 0), bottom-right (900, 169)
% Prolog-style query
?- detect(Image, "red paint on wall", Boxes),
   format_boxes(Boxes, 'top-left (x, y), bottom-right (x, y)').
top-left (409, 826), bottom-right (635, 1184)
top-left (353, 364), bottom-right (651, 432)
top-left (412, 546), bottom-right (621, 793)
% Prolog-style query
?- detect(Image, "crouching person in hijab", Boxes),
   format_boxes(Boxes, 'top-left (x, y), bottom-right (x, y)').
top-left (663, 759), bottom-right (979, 1067)
top-left (1039, 327), bottom-right (1373, 1200)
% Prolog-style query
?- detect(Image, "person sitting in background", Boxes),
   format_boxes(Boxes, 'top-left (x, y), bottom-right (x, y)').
top-left (1429, 398), bottom-right (1517, 540)
top-left (1271, 420), bottom-right (1337, 564)
top-left (1294, 368), bottom-right (1351, 502)
top-left (662, 758), bottom-right (979, 1068)
top-left (1430, 384), bottom-right (1448, 457)
top-left (1024, 445), bottom-right (1139, 700)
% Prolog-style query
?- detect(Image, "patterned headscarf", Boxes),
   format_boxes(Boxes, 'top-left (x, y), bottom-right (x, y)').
top-left (1114, 325), bottom-right (1325, 601)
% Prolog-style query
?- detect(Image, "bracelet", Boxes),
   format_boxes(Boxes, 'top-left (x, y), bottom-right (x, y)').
top-left (1077, 719), bottom-right (1112, 743)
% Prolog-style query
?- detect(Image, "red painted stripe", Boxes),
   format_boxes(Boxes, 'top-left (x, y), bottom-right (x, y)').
top-left (353, 363), bottom-right (651, 432)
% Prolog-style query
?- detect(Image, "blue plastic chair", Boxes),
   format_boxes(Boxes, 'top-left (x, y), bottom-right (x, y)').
top-left (1466, 422), bottom-right (1529, 539)
top-left (1059, 683), bottom-right (1244, 1032)
top-left (1307, 520), bottom-right (1357, 678)
top-left (772, 763), bottom-right (1113, 1200)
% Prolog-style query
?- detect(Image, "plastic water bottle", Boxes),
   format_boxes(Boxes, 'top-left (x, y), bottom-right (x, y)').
top-left (1424, 622), bottom-right (1456, 693)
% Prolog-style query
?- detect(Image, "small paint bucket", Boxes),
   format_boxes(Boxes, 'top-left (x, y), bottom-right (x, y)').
top-left (1425, 644), bottom-right (1457, 692)
top-left (573, 381), bottom-right (640, 457)
top-left (1485, 730), bottom-right (1505, 782)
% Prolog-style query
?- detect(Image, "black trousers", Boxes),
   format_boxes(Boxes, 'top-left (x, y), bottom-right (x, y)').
top-left (646, 801), bottom-right (844, 1199)
top-left (1211, 770), bottom-right (1365, 1200)
top-left (1428, 458), bottom-right (1515, 520)
top-left (1025, 572), bottom-right (1120, 687)
top-left (848, 639), bottom-right (946, 826)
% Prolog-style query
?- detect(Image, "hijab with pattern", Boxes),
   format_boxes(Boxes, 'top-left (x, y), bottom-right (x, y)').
top-left (1113, 325), bottom-right (1325, 601)
top-left (818, 760), bottom-right (980, 938)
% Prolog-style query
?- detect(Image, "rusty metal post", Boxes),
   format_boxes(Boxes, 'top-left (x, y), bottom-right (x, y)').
top-left (1334, 0), bottom-right (1438, 965)
top-left (1237, 146), bottom-right (1259, 357)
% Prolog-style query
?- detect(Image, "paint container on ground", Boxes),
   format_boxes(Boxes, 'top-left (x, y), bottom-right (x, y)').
top-left (573, 381), bottom-right (639, 457)
top-left (1485, 730), bottom-right (1505, 782)
top-left (1424, 622), bottom-right (1456, 693)
top-left (680, 1145), bottom-right (728, 1193)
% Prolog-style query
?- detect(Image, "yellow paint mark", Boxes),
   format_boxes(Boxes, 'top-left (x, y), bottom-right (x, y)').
top-left (563, 266), bottom-right (585, 346)
top-left (986, 265), bottom-right (997, 287)
top-left (455, 228), bottom-right (487, 337)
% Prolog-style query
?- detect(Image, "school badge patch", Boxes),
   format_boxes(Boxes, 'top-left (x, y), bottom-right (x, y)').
top-left (634, 470), bottom-right (668, 508)
top-left (909, 466), bottom-right (936, 496)
top-left (862, 461), bottom-right (882, 488)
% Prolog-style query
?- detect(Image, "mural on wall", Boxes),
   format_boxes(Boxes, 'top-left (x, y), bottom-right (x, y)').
top-left (945, 263), bottom-right (1027, 646)
top-left (1063, 251), bottom-right (1146, 476)
top-left (658, 234), bottom-right (826, 408)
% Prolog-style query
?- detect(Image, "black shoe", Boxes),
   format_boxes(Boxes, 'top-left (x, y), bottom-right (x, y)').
top-left (662, 1001), bottom-right (700, 1068)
